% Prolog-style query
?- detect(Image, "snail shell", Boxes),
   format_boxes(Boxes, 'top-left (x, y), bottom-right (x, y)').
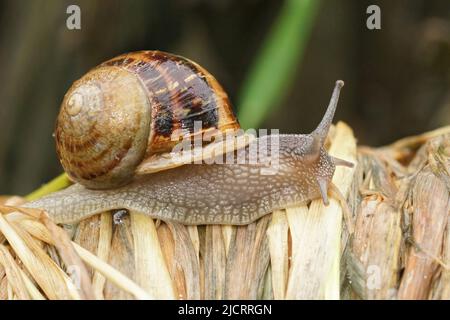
top-left (55, 51), bottom-right (244, 190)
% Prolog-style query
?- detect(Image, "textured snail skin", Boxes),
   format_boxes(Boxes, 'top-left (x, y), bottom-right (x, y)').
top-left (24, 81), bottom-right (351, 225)
top-left (25, 135), bottom-right (334, 225)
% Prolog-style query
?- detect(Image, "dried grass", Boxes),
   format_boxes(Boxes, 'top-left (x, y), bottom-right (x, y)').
top-left (0, 123), bottom-right (449, 300)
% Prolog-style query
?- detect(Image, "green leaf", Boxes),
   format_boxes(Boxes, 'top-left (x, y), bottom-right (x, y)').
top-left (25, 173), bottom-right (71, 201)
top-left (237, 0), bottom-right (320, 129)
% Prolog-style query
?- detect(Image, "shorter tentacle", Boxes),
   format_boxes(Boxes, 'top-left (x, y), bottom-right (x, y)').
top-left (316, 177), bottom-right (330, 205)
top-left (331, 156), bottom-right (354, 168)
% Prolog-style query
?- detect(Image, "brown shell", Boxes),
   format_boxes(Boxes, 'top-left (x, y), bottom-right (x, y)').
top-left (101, 51), bottom-right (240, 154)
top-left (55, 50), bottom-right (241, 189)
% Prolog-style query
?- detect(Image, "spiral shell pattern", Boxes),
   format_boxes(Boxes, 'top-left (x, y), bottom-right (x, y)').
top-left (55, 67), bottom-right (151, 189)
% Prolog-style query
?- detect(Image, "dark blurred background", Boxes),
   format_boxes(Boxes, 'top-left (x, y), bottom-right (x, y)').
top-left (0, 0), bottom-right (449, 195)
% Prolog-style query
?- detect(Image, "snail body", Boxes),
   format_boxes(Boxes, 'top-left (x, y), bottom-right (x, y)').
top-left (26, 134), bottom-right (337, 225)
top-left (24, 51), bottom-right (353, 225)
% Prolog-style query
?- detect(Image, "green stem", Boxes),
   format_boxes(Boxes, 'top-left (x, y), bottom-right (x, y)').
top-left (25, 173), bottom-right (71, 201)
top-left (237, 0), bottom-right (320, 129)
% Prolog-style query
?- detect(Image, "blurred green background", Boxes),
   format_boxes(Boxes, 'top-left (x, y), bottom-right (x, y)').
top-left (0, 0), bottom-right (449, 195)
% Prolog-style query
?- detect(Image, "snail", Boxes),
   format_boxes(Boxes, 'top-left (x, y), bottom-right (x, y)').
top-left (23, 50), bottom-right (353, 225)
